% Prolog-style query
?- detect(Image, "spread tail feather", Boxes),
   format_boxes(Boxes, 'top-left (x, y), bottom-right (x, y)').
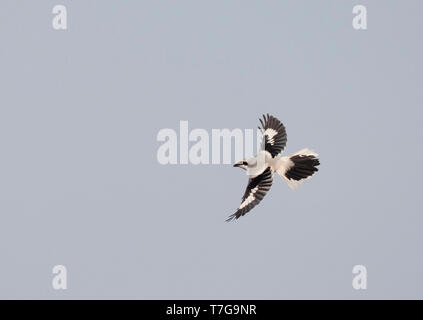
top-left (276, 148), bottom-right (320, 190)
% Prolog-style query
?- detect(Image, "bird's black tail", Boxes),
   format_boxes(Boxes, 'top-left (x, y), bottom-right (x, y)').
top-left (277, 148), bottom-right (320, 189)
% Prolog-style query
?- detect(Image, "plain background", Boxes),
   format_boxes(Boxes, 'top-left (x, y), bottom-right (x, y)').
top-left (0, 0), bottom-right (422, 299)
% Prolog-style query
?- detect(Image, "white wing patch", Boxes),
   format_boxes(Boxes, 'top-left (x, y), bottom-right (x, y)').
top-left (264, 128), bottom-right (278, 145)
top-left (239, 186), bottom-right (259, 209)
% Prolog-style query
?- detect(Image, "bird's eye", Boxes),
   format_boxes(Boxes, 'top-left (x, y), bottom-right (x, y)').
top-left (243, 161), bottom-right (248, 165)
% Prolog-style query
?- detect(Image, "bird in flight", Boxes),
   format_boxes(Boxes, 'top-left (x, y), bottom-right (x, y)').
top-left (227, 114), bottom-right (320, 221)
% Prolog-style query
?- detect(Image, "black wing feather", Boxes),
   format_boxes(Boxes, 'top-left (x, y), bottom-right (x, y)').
top-left (259, 114), bottom-right (287, 157)
top-left (227, 167), bottom-right (273, 221)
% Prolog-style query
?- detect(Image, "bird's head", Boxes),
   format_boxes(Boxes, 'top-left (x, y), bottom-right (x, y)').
top-left (233, 159), bottom-right (250, 171)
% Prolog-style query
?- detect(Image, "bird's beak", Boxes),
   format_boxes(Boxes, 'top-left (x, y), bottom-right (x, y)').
top-left (233, 161), bottom-right (242, 167)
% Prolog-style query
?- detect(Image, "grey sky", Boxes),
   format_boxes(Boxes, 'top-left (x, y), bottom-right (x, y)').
top-left (0, 1), bottom-right (422, 299)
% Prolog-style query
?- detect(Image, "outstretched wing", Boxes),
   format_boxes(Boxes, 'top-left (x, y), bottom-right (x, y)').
top-left (227, 167), bottom-right (273, 221)
top-left (259, 114), bottom-right (287, 158)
